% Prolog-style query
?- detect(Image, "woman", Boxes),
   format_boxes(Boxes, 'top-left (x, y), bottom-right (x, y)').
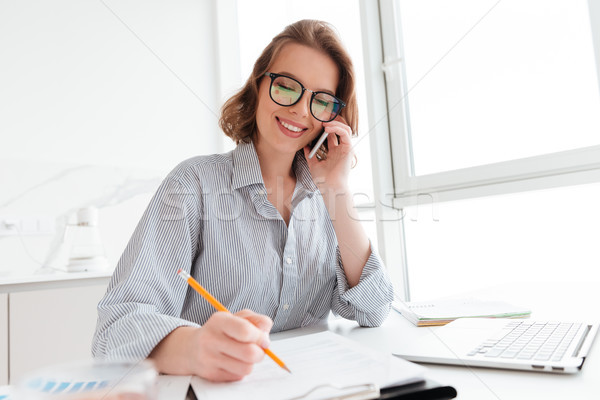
top-left (92, 19), bottom-right (394, 382)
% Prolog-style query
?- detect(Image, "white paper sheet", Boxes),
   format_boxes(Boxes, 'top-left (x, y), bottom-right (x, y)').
top-left (191, 331), bottom-right (426, 400)
top-left (156, 374), bottom-right (191, 400)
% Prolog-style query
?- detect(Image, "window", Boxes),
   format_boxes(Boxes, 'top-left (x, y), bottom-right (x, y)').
top-left (398, 0), bottom-right (600, 175)
top-left (361, 0), bottom-right (600, 300)
top-left (403, 182), bottom-right (600, 300)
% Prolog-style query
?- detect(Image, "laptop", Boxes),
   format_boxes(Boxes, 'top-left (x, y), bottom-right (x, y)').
top-left (391, 317), bottom-right (599, 373)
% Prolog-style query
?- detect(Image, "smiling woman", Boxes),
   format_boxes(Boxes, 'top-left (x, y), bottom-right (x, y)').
top-left (92, 18), bottom-right (394, 383)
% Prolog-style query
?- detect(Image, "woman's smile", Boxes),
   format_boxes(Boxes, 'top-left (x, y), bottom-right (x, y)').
top-left (276, 116), bottom-right (308, 139)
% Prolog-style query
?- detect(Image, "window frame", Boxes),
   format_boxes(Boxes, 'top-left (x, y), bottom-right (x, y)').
top-left (359, 0), bottom-right (600, 300)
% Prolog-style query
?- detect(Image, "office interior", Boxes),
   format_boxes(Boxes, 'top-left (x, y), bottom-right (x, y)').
top-left (1, 0), bottom-right (600, 396)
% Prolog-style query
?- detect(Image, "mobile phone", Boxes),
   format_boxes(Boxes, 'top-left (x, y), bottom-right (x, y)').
top-left (308, 130), bottom-right (329, 159)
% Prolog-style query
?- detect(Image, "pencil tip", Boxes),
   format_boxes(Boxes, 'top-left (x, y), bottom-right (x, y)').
top-left (284, 366), bottom-right (292, 374)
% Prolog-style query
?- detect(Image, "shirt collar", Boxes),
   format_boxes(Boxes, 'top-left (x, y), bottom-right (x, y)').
top-left (231, 140), bottom-right (264, 190)
top-left (231, 140), bottom-right (318, 194)
top-left (293, 150), bottom-right (318, 193)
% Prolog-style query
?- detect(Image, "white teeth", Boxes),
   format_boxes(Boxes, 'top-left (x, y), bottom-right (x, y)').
top-left (280, 120), bottom-right (303, 133)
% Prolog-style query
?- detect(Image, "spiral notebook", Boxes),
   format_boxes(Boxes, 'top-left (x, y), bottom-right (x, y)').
top-left (190, 331), bottom-right (427, 400)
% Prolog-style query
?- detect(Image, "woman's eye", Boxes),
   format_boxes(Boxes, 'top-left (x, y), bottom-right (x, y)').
top-left (276, 82), bottom-right (298, 92)
top-left (315, 99), bottom-right (330, 108)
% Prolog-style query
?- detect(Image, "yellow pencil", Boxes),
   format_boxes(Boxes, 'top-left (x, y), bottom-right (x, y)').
top-left (177, 269), bottom-right (291, 373)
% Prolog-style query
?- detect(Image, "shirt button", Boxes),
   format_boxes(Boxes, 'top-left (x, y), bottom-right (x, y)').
top-left (283, 304), bottom-right (290, 310)
top-left (285, 257), bottom-right (293, 264)
top-left (258, 189), bottom-right (265, 195)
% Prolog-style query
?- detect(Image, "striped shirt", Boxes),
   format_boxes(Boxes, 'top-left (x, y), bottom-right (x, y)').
top-left (92, 140), bottom-right (394, 360)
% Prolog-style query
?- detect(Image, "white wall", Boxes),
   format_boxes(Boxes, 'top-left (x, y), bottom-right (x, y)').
top-left (0, 0), bottom-right (225, 275)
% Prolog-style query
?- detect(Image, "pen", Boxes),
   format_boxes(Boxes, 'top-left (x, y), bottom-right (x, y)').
top-left (177, 269), bottom-right (292, 374)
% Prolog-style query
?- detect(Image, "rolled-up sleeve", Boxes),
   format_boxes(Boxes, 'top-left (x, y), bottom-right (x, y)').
top-left (92, 169), bottom-right (202, 360)
top-left (331, 241), bottom-right (394, 327)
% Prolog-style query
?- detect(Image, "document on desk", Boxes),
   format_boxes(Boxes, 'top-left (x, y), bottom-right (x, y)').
top-left (190, 331), bottom-right (426, 400)
top-left (156, 374), bottom-right (191, 399)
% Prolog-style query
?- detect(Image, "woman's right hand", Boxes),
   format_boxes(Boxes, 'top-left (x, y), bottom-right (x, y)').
top-left (149, 309), bottom-right (273, 382)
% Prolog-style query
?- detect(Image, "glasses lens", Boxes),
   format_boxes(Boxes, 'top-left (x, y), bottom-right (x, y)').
top-left (311, 92), bottom-right (342, 122)
top-left (270, 75), bottom-right (302, 106)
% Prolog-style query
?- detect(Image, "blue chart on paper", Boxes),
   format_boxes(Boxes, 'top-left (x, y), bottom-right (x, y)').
top-left (0, 378), bottom-right (112, 399)
top-left (25, 377), bottom-right (111, 394)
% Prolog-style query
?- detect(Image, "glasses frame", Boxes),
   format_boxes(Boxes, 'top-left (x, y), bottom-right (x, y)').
top-left (264, 72), bottom-right (346, 123)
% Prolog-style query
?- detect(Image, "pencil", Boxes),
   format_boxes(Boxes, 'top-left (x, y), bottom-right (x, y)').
top-left (177, 269), bottom-right (291, 373)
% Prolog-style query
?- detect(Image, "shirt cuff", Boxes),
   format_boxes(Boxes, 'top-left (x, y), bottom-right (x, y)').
top-left (97, 313), bottom-right (199, 361)
top-left (336, 242), bottom-right (394, 326)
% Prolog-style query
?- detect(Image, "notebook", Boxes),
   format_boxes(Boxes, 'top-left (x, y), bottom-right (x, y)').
top-left (391, 317), bottom-right (599, 373)
top-left (393, 297), bottom-right (531, 327)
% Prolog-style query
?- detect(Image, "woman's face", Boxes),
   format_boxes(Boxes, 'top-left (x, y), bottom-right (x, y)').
top-left (255, 42), bottom-right (339, 157)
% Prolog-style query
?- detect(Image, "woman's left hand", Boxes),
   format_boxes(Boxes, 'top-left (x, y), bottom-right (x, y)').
top-left (303, 116), bottom-right (354, 193)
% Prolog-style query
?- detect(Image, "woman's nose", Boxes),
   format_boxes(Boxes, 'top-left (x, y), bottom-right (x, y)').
top-left (290, 90), bottom-right (311, 118)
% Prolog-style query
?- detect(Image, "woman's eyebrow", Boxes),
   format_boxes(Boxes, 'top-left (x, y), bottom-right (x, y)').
top-left (274, 71), bottom-right (336, 95)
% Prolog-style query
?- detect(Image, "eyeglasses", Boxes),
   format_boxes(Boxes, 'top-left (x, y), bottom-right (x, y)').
top-left (264, 72), bottom-right (346, 123)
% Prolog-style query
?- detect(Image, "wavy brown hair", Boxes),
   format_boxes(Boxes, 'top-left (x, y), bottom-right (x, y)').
top-left (219, 19), bottom-right (358, 144)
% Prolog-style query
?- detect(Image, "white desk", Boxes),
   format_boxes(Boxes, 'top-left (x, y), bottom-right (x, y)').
top-left (3, 281), bottom-right (595, 399)
top-left (326, 313), bottom-right (596, 400)
top-left (326, 281), bottom-right (600, 400)
top-left (154, 281), bottom-right (597, 400)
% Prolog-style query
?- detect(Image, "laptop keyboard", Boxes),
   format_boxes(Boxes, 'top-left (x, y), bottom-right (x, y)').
top-left (468, 320), bottom-right (582, 361)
